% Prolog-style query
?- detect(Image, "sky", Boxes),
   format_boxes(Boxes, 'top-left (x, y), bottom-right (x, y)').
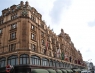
top-left (0, 0), bottom-right (95, 65)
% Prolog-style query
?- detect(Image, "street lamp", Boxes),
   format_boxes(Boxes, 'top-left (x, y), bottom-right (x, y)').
top-left (87, 59), bottom-right (92, 70)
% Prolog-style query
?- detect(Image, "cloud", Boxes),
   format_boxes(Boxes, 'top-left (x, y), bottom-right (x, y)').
top-left (50, 0), bottom-right (71, 24)
top-left (88, 20), bottom-right (95, 27)
top-left (55, 0), bottom-right (95, 65)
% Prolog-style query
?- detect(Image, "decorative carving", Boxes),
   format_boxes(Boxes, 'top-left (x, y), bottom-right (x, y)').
top-left (59, 29), bottom-right (65, 38)
top-left (59, 29), bottom-right (71, 42)
top-left (21, 9), bottom-right (28, 16)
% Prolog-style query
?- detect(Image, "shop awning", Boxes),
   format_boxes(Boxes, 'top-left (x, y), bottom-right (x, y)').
top-left (56, 70), bottom-right (62, 73)
top-left (47, 69), bottom-right (56, 73)
top-left (61, 69), bottom-right (67, 73)
top-left (66, 69), bottom-right (73, 73)
top-left (31, 69), bottom-right (49, 73)
top-left (73, 69), bottom-right (81, 72)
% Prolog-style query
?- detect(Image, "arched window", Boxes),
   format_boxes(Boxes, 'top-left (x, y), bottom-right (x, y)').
top-left (56, 61), bottom-right (60, 67)
top-left (0, 57), bottom-right (6, 67)
top-left (7, 55), bottom-right (18, 66)
top-left (60, 62), bottom-right (63, 67)
top-left (65, 63), bottom-right (67, 68)
top-left (49, 59), bottom-right (53, 67)
top-left (31, 55), bottom-right (40, 65)
top-left (20, 54), bottom-right (29, 65)
top-left (53, 60), bottom-right (56, 67)
top-left (42, 58), bottom-right (49, 66)
top-left (63, 63), bottom-right (65, 68)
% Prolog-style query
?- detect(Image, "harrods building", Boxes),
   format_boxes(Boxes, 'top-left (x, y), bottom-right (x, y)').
top-left (0, 1), bottom-right (85, 69)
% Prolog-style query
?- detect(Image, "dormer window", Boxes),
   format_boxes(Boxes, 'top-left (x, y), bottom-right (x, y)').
top-left (11, 13), bottom-right (17, 20)
top-left (12, 9), bottom-right (14, 12)
top-left (11, 23), bottom-right (17, 29)
top-left (31, 15), bottom-right (36, 21)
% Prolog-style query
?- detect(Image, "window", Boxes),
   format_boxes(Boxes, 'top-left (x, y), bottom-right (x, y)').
top-left (41, 31), bottom-right (44, 37)
top-left (42, 58), bottom-right (49, 66)
top-left (53, 60), bottom-right (56, 67)
top-left (31, 24), bottom-right (35, 30)
top-left (0, 19), bottom-right (3, 24)
top-left (31, 15), bottom-right (36, 21)
top-left (56, 61), bottom-right (60, 67)
top-left (60, 62), bottom-right (63, 67)
top-left (7, 55), bottom-right (18, 66)
top-left (31, 44), bottom-right (36, 51)
top-left (0, 57), bottom-right (6, 67)
top-left (10, 32), bottom-right (16, 40)
top-left (11, 23), bottom-right (17, 29)
top-left (0, 29), bottom-right (2, 34)
top-left (20, 54), bottom-right (29, 65)
top-left (11, 13), bottom-right (17, 20)
top-left (9, 44), bottom-right (16, 51)
top-left (31, 33), bottom-right (36, 40)
top-left (41, 39), bottom-right (44, 45)
top-left (49, 60), bottom-right (53, 67)
top-left (31, 55), bottom-right (40, 66)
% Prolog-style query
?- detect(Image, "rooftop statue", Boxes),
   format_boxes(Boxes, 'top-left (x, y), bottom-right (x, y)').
top-left (59, 29), bottom-right (71, 42)
top-left (59, 29), bottom-right (65, 38)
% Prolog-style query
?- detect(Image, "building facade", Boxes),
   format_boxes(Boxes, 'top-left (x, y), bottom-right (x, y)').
top-left (0, 1), bottom-right (85, 70)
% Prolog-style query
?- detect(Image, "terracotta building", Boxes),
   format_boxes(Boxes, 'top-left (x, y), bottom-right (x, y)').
top-left (0, 1), bottom-right (85, 71)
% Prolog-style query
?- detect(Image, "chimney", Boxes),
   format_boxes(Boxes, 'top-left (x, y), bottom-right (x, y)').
top-left (20, 1), bottom-right (24, 6)
top-left (25, 1), bottom-right (29, 6)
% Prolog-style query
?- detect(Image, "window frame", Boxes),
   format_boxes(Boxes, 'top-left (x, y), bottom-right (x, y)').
top-left (31, 55), bottom-right (41, 66)
top-left (9, 44), bottom-right (16, 52)
top-left (11, 23), bottom-right (17, 29)
top-left (7, 55), bottom-right (18, 66)
top-left (0, 57), bottom-right (6, 67)
top-left (20, 54), bottom-right (29, 65)
top-left (31, 44), bottom-right (36, 51)
top-left (42, 58), bottom-right (49, 66)
top-left (10, 32), bottom-right (16, 40)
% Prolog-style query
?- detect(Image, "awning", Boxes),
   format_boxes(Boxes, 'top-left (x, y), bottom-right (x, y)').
top-left (47, 69), bottom-right (56, 73)
top-left (66, 69), bottom-right (73, 73)
top-left (31, 69), bottom-right (49, 73)
top-left (73, 69), bottom-right (81, 72)
top-left (56, 70), bottom-right (62, 73)
top-left (61, 69), bottom-right (67, 73)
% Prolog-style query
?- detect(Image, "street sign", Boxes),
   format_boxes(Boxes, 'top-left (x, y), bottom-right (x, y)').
top-left (6, 65), bottom-right (12, 73)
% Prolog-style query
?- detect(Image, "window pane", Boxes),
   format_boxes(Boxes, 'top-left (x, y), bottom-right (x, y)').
top-left (8, 60), bottom-right (11, 65)
top-left (23, 58), bottom-right (26, 64)
top-left (11, 59), bottom-right (15, 65)
top-left (1, 61), bottom-right (5, 67)
top-left (20, 58), bottom-right (22, 64)
top-left (27, 58), bottom-right (29, 64)
top-left (31, 58), bottom-right (34, 65)
top-left (16, 58), bottom-right (18, 65)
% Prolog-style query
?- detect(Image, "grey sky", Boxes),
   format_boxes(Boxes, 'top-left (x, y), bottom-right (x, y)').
top-left (50, 0), bottom-right (71, 24)
top-left (88, 20), bottom-right (95, 27)
top-left (0, 0), bottom-right (21, 15)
